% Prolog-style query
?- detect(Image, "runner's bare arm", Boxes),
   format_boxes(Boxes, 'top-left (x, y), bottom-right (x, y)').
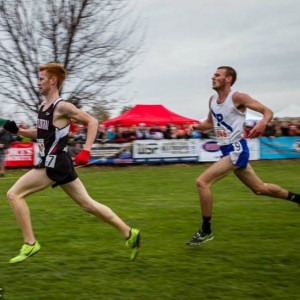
top-left (233, 92), bottom-right (273, 138)
top-left (55, 101), bottom-right (98, 151)
top-left (17, 128), bottom-right (38, 140)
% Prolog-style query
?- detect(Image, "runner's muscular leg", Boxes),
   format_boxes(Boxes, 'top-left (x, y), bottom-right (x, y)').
top-left (60, 178), bottom-right (131, 238)
top-left (196, 156), bottom-right (238, 216)
top-left (234, 164), bottom-right (289, 199)
top-left (7, 168), bottom-right (54, 244)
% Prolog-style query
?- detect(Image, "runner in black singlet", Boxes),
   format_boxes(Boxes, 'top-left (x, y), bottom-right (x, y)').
top-left (35, 98), bottom-right (77, 186)
top-left (3, 63), bottom-right (140, 263)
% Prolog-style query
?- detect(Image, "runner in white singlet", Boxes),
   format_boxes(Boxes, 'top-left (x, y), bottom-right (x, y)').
top-left (187, 66), bottom-right (300, 246)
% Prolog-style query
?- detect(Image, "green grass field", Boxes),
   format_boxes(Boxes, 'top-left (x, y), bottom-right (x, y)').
top-left (1, 161), bottom-right (300, 300)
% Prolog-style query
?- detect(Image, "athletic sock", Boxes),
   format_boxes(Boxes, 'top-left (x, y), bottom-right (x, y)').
top-left (287, 192), bottom-right (300, 204)
top-left (26, 241), bottom-right (36, 246)
top-left (201, 216), bottom-right (211, 234)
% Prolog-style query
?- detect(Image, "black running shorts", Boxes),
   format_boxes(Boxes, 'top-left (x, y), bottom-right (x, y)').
top-left (36, 152), bottom-right (78, 187)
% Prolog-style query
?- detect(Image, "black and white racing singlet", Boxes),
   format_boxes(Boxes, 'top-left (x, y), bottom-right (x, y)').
top-left (36, 98), bottom-right (70, 168)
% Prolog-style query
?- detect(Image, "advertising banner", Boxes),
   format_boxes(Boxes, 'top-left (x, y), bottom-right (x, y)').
top-left (6, 136), bottom-right (300, 167)
top-left (5, 142), bottom-right (35, 167)
top-left (260, 136), bottom-right (300, 159)
top-left (199, 140), bottom-right (221, 162)
top-left (199, 138), bottom-right (260, 162)
top-left (247, 138), bottom-right (260, 160)
top-left (90, 142), bottom-right (134, 164)
top-left (132, 139), bottom-right (199, 163)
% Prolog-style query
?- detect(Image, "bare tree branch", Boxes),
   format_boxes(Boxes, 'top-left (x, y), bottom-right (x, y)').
top-left (0, 0), bottom-right (144, 121)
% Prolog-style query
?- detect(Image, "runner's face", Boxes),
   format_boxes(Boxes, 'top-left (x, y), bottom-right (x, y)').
top-left (211, 69), bottom-right (227, 91)
top-left (38, 70), bottom-right (52, 96)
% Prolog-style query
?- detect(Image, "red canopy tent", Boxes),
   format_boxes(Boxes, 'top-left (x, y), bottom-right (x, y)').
top-left (102, 104), bottom-right (199, 127)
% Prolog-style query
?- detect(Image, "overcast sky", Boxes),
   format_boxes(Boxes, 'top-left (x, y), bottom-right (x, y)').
top-left (120, 0), bottom-right (300, 120)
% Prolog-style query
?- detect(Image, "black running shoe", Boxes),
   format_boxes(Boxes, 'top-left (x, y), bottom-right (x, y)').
top-left (186, 230), bottom-right (214, 246)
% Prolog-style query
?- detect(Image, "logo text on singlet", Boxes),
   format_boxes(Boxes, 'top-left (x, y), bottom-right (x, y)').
top-left (37, 119), bottom-right (49, 130)
top-left (211, 111), bottom-right (233, 132)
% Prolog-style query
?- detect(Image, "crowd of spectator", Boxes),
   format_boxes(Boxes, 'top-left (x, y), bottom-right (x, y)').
top-left (243, 118), bottom-right (300, 139)
top-left (67, 121), bottom-right (213, 145)
top-left (64, 118), bottom-right (300, 148)
top-left (0, 126), bottom-right (15, 176)
top-left (2, 116), bottom-right (299, 171)
top-left (10, 118), bottom-right (300, 147)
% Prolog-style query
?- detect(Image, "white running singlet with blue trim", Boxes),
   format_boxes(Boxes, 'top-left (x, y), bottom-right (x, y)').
top-left (210, 90), bottom-right (245, 146)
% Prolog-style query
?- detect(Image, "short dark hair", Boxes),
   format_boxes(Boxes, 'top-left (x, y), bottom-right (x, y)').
top-left (217, 66), bottom-right (237, 86)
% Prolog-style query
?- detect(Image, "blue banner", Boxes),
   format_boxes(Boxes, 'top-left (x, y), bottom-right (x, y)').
top-left (260, 136), bottom-right (300, 159)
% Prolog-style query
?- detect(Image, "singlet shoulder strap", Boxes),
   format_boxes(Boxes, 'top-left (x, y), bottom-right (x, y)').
top-left (228, 90), bottom-right (237, 98)
top-left (53, 97), bottom-right (64, 108)
top-left (39, 101), bottom-right (46, 109)
top-left (209, 94), bottom-right (218, 108)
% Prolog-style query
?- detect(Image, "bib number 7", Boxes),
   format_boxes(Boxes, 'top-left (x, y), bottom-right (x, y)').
top-left (45, 154), bottom-right (56, 168)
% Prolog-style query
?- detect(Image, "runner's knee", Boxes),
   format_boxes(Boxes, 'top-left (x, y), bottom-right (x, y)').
top-left (196, 176), bottom-right (209, 190)
top-left (78, 198), bottom-right (99, 214)
top-left (250, 183), bottom-right (267, 196)
top-left (79, 201), bottom-right (94, 213)
top-left (7, 189), bottom-right (17, 203)
top-left (79, 200), bottom-right (115, 222)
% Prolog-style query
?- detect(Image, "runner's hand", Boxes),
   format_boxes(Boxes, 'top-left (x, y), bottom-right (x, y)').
top-left (248, 122), bottom-right (266, 138)
top-left (74, 149), bottom-right (90, 165)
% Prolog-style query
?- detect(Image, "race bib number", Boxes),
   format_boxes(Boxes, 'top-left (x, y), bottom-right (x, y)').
top-left (36, 139), bottom-right (45, 157)
top-left (233, 142), bottom-right (242, 152)
top-left (45, 154), bottom-right (56, 168)
top-left (214, 126), bottom-right (230, 144)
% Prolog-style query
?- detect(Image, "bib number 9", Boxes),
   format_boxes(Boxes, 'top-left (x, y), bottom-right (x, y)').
top-left (233, 142), bottom-right (242, 152)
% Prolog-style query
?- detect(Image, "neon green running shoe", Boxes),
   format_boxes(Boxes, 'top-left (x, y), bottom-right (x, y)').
top-left (9, 241), bottom-right (41, 264)
top-left (126, 228), bottom-right (140, 261)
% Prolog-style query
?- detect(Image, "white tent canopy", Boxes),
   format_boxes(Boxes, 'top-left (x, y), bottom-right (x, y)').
top-left (274, 104), bottom-right (300, 118)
